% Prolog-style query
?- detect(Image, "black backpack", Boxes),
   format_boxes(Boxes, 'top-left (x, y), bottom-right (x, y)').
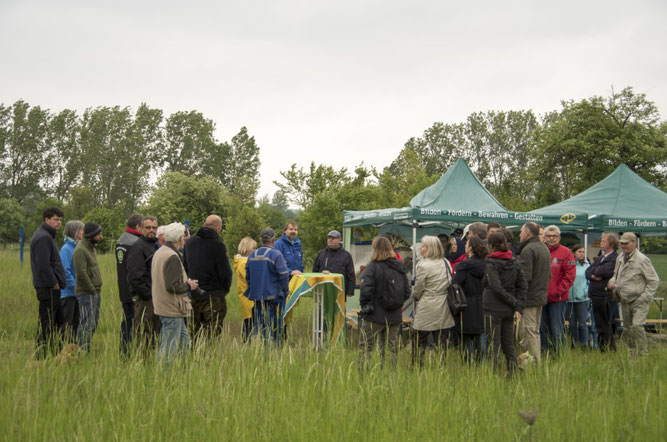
top-left (374, 261), bottom-right (407, 311)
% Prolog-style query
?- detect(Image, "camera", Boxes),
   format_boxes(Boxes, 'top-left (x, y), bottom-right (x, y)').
top-left (190, 286), bottom-right (208, 299)
top-left (358, 303), bottom-right (374, 318)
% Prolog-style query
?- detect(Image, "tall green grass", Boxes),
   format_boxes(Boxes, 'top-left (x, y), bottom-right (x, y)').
top-left (0, 250), bottom-right (665, 441)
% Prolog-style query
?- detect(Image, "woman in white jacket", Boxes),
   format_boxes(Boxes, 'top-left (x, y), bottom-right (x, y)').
top-left (412, 235), bottom-right (454, 366)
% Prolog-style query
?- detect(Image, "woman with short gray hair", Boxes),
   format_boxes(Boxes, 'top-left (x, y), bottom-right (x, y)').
top-left (151, 223), bottom-right (198, 365)
top-left (60, 220), bottom-right (84, 343)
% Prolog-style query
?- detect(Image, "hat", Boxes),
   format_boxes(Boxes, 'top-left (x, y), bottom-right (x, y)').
top-left (462, 224), bottom-right (472, 239)
top-left (453, 228), bottom-right (463, 235)
top-left (327, 230), bottom-right (341, 238)
top-left (619, 232), bottom-right (637, 244)
top-left (260, 227), bottom-right (276, 241)
top-left (83, 222), bottom-right (102, 239)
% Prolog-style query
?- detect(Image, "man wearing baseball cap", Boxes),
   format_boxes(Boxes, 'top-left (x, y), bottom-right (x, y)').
top-left (312, 230), bottom-right (355, 297)
top-left (245, 227), bottom-right (290, 346)
top-left (607, 232), bottom-right (659, 356)
top-left (72, 222), bottom-right (103, 352)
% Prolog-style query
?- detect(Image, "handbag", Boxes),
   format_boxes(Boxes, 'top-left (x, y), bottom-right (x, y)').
top-left (444, 259), bottom-right (467, 315)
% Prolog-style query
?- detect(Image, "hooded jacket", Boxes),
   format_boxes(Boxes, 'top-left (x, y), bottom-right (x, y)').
top-left (585, 250), bottom-right (617, 298)
top-left (312, 246), bottom-right (355, 296)
top-left (72, 237), bottom-right (103, 295)
top-left (233, 254), bottom-right (255, 320)
top-left (483, 250), bottom-right (528, 316)
top-left (359, 258), bottom-right (410, 326)
top-left (127, 235), bottom-right (159, 300)
top-left (183, 226), bottom-right (233, 298)
top-left (274, 234), bottom-right (304, 274)
top-left (547, 244), bottom-right (576, 303)
top-left (517, 236), bottom-right (551, 307)
top-left (59, 237), bottom-right (77, 298)
top-left (30, 222), bottom-right (67, 290)
top-left (453, 255), bottom-right (485, 334)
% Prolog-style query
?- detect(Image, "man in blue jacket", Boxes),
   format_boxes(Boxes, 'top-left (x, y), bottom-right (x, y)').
top-left (30, 206), bottom-right (67, 358)
top-left (245, 228), bottom-right (290, 346)
top-left (274, 221), bottom-right (303, 277)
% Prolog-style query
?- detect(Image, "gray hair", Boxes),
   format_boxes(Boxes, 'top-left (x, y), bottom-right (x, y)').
top-left (163, 223), bottom-right (186, 243)
top-left (156, 225), bottom-right (166, 237)
top-left (63, 220), bottom-right (84, 240)
top-left (545, 225), bottom-right (561, 235)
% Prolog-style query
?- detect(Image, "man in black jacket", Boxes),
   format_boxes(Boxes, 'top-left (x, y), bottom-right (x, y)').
top-left (127, 216), bottom-right (160, 349)
top-left (183, 215), bottom-right (233, 338)
top-left (30, 206), bottom-right (67, 358)
top-left (312, 230), bottom-right (355, 297)
top-left (115, 213), bottom-right (143, 356)
top-left (586, 233), bottom-right (619, 351)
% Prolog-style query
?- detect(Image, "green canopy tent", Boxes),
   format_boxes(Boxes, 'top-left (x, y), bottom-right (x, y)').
top-left (343, 158), bottom-right (588, 274)
top-left (343, 158), bottom-right (587, 232)
top-left (530, 164), bottom-right (667, 235)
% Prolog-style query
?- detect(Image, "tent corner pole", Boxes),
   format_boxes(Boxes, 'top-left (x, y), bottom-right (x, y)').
top-left (412, 220), bottom-right (417, 277)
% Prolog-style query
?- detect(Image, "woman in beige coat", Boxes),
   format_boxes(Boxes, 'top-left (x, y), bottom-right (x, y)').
top-left (413, 235), bottom-right (454, 366)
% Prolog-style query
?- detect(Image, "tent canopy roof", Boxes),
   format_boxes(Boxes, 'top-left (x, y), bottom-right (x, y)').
top-left (344, 158), bottom-right (585, 228)
top-left (409, 158), bottom-right (507, 211)
top-left (532, 164), bottom-right (667, 232)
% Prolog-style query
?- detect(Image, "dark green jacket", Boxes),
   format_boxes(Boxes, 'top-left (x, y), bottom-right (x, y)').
top-left (73, 238), bottom-right (103, 295)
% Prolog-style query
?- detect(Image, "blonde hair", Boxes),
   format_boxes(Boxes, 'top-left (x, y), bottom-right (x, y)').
top-left (237, 236), bottom-right (257, 257)
top-left (370, 236), bottom-right (396, 262)
top-left (420, 235), bottom-right (445, 260)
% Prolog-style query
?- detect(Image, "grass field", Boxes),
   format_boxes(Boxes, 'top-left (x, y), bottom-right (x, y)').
top-left (0, 250), bottom-right (665, 441)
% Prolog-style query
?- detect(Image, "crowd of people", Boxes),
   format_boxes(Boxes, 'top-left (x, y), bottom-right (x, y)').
top-left (29, 207), bottom-right (660, 370)
top-left (29, 207), bottom-right (355, 364)
top-left (358, 221), bottom-right (660, 374)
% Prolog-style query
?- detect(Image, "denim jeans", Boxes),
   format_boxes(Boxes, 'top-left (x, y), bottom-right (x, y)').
top-left (587, 303), bottom-right (599, 350)
top-left (77, 293), bottom-right (101, 352)
top-left (540, 301), bottom-right (566, 355)
top-left (159, 316), bottom-right (190, 366)
top-left (461, 333), bottom-right (486, 364)
top-left (253, 300), bottom-right (285, 347)
top-left (565, 300), bottom-right (589, 347)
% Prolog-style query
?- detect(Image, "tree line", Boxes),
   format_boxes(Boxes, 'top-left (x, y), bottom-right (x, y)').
top-left (1, 86), bottom-right (665, 257)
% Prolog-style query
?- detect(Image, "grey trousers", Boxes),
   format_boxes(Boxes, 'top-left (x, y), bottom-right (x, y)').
top-left (358, 319), bottom-right (400, 370)
top-left (621, 293), bottom-right (651, 356)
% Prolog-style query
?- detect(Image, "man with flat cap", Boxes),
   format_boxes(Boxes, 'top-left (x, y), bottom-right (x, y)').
top-left (245, 227), bottom-right (290, 346)
top-left (608, 232), bottom-right (659, 356)
top-left (312, 230), bottom-right (355, 297)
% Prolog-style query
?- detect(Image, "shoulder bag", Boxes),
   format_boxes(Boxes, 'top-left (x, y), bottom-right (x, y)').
top-left (444, 259), bottom-right (467, 315)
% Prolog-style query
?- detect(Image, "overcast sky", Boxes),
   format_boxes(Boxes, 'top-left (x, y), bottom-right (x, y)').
top-left (1, 0), bottom-right (665, 199)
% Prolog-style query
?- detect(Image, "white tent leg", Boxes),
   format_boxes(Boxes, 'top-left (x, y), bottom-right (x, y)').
top-left (412, 220), bottom-right (417, 277)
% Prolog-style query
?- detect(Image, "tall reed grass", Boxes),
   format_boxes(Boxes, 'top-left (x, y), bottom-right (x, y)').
top-left (0, 250), bottom-right (664, 440)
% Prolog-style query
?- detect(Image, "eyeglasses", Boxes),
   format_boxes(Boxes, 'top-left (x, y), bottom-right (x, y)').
top-left (143, 226), bottom-right (158, 230)
top-left (545, 234), bottom-right (559, 238)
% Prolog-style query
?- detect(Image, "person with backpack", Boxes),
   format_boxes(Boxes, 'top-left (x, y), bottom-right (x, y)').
top-left (483, 231), bottom-right (527, 374)
top-left (412, 235), bottom-right (454, 367)
top-left (358, 236), bottom-right (411, 370)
